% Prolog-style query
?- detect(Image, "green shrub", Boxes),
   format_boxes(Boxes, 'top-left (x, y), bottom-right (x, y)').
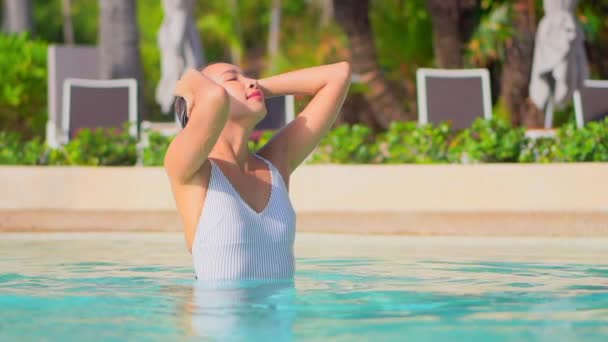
top-left (553, 119), bottom-right (608, 162)
top-left (518, 137), bottom-right (558, 163)
top-left (310, 124), bottom-right (379, 164)
top-left (141, 131), bottom-right (173, 166)
top-left (248, 130), bottom-right (276, 152)
top-left (2, 118), bottom-right (608, 166)
top-left (0, 33), bottom-right (48, 139)
top-left (448, 117), bottom-right (525, 163)
top-left (380, 121), bottom-right (452, 163)
top-left (518, 119), bottom-right (608, 163)
top-left (0, 131), bottom-right (48, 165)
top-left (48, 124), bottom-right (137, 166)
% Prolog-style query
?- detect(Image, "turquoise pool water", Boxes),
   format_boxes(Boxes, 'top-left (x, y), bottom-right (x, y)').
top-left (1, 233), bottom-right (607, 341)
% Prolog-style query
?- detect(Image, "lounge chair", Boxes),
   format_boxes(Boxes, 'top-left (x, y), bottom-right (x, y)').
top-left (416, 68), bottom-right (492, 130)
top-left (573, 80), bottom-right (608, 128)
top-left (47, 45), bottom-right (100, 147)
top-left (61, 78), bottom-right (138, 141)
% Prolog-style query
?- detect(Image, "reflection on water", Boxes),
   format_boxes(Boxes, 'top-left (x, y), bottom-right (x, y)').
top-left (188, 280), bottom-right (296, 340)
top-left (1, 233), bottom-right (607, 341)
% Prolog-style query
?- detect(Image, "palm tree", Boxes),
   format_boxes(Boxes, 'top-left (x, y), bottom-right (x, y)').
top-left (99, 0), bottom-right (143, 81)
top-left (99, 0), bottom-right (144, 115)
top-left (61, 0), bottom-right (74, 44)
top-left (426, 0), bottom-right (479, 68)
top-left (267, 0), bottom-right (281, 73)
top-left (333, 0), bottom-right (411, 129)
top-left (319, 0), bottom-right (333, 28)
top-left (2, 0), bottom-right (33, 33)
top-left (500, 0), bottom-right (541, 127)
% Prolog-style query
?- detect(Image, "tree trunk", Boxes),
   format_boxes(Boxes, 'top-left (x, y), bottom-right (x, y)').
top-left (99, 0), bottom-right (145, 117)
top-left (2, 0), bottom-right (33, 33)
top-left (426, 0), bottom-right (479, 68)
top-left (228, 0), bottom-right (242, 65)
top-left (267, 0), bottom-right (281, 73)
top-left (500, 0), bottom-right (541, 127)
top-left (61, 0), bottom-right (74, 44)
top-left (333, 0), bottom-right (411, 129)
top-left (319, 0), bottom-right (333, 28)
top-left (156, 0), bottom-right (204, 114)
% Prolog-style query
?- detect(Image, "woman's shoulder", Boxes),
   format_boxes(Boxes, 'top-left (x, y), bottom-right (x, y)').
top-left (255, 151), bottom-right (290, 188)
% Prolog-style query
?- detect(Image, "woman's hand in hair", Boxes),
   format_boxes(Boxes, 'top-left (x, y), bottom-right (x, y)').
top-left (165, 69), bottom-right (230, 184)
top-left (174, 69), bottom-right (219, 119)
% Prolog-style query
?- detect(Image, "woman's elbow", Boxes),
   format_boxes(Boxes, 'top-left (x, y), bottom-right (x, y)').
top-left (335, 61), bottom-right (352, 84)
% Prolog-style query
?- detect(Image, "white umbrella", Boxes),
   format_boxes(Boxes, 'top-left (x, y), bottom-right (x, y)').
top-left (529, 0), bottom-right (589, 128)
top-left (155, 0), bottom-right (205, 115)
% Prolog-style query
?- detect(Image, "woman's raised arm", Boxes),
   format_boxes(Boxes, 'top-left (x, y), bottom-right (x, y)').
top-left (257, 62), bottom-right (352, 176)
top-left (164, 70), bottom-right (230, 184)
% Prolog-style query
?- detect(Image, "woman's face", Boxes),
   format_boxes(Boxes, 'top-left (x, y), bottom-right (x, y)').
top-left (202, 63), bottom-right (266, 123)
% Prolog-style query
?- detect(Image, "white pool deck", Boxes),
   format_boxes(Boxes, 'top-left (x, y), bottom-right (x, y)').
top-left (1, 163), bottom-right (607, 236)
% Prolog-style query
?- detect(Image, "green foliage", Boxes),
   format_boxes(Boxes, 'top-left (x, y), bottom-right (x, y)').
top-left (248, 130), bottom-right (276, 152)
top-left (380, 121), bottom-right (452, 163)
top-left (553, 119), bottom-right (608, 162)
top-left (466, 3), bottom-right (512, 67)
top-left (519, 119), bottom-right (608, 163)
top-left (448, 117), bottom-right (525, 163)
top-left (370, 0), bottom-right (434, 71)
top-left (0, 33), bottom-right (48, 139)
top-left (33, 0), bottom-right (98, 44)
top-left (2, 118), bottom-right (608, 166)
top-left (137, 1), bottom-right (165, 120)
top-left (48, 124), bottom-right (137, 166)
top-left (310, 124), bottom-right (379, 164)
top-left (0, 131), bottom-right (47, 165)
top-left (579, 4), bottom-right (604, 43)
top-left (518, 137), bottom-right (558, 163)
top-left (272, 1), bottom-right (348, 76)
top-left (142, 131), bottom-right (173, 167)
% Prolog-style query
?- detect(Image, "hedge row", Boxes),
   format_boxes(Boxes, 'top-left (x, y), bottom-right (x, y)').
top-left (1, 118), bottom-right (607, 166)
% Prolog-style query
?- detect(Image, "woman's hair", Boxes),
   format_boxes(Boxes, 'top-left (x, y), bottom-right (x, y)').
top-left (175, 96), bottom-right (188, 128)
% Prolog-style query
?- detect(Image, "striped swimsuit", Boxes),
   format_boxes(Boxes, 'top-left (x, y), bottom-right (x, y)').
top-left (192, 155), bottom-right (296, 281)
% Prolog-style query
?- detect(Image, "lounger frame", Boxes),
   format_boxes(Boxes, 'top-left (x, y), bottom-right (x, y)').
top-left (416, 68), bottom-right (493, 127)
top-left (61, 78), bottom-right (138, 142)
top-left (573, 79), bottom-right (608, 129)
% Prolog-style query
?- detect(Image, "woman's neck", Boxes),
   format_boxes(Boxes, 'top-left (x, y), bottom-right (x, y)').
top-left (208, 121), bottom-right (254, 170)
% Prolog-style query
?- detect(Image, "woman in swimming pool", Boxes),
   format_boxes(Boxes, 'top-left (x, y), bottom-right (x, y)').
top-left (164, 62), bottom-right (351, 281)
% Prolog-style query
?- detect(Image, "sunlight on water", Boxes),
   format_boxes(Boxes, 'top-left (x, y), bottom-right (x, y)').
top-left (1, 233), bottom-right (607, 341)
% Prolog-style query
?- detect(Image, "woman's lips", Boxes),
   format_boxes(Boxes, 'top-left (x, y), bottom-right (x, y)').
top-left (247, 90), bottom-right (263, 100)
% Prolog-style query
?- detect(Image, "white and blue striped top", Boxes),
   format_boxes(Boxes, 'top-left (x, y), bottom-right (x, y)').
top-left (192, 154), bottom-right (296, 281)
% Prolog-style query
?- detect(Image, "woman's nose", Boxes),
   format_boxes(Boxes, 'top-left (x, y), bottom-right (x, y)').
top-left (247, 78), bottom-right (258, 88)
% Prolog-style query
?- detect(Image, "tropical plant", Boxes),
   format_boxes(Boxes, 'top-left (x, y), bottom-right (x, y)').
top-left (0, 33), bottom-right (47, 139)
top-left (310, 124), bottom-right (378, 164)
top-left (333, 0), bottom-right (411, 128)
top-left (248, 130), bottom-right (276, 152)
top-left (553, 119), bottom-right (608, 162)
top-left (48, 124), bottom-right (137, 166)
top-left (141, 131), bottom-right (172, 167)
top-left (448, 117), bottom-right (525, 163)
top-left (466, 3), bottom-right (512, 68)
top-left (0, 131), bottom-right (47, 165)
top-left (380, 121), bottom-right (452, 164)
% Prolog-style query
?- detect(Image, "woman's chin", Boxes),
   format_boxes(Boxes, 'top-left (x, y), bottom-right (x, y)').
top-left (229, 110), bottom-right (267, 125)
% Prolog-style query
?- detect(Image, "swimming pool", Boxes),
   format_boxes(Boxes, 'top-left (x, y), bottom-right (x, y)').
top-left (1, 233), bottom-right (607, 341)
